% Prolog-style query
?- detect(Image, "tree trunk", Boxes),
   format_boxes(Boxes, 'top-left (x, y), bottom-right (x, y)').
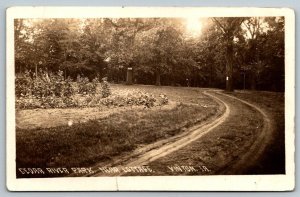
top-left (209, 64), bottom-right (213, 87)
top-left (155, 71), bottom-right (161, 86)
top-left (250, 71), bottom-right (257, 90)
top-left (35, 64), bottom-right (38, 78)
top-left (126, 67), bottom-right (133, 85)
top-left (225, 37), bottom-right (234, 92)
top-left (251, 40), bottom-right (258, 90)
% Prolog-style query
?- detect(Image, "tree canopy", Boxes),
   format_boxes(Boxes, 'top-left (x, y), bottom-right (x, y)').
top-left (15, 17), bottom-right (285, 91)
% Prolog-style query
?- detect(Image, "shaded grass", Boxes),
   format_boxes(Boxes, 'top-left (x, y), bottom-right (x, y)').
top-left (16, 86), bottom-right (219, 177)
top-left (127, 96), bottom-right (264, 176)
top-left (227, 90), bottom-right (285, 174)
top-left (135, 90), bottom-right (284, 176)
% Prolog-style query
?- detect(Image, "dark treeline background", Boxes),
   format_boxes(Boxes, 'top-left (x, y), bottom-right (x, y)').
top-left (15, 17), bottom-right (284, 91)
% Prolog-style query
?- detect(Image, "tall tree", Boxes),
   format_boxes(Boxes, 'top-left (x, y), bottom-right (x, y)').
top-left (136, 18), bottom-right (184, 86)
top-left (241, 17), bottom-right (264, 90)
top-left (104, 18), bottom-right (155, 82)
top-left (212, 17), bottom-right (244, 91)
top-left (15, 19), bottom-right (33, 74)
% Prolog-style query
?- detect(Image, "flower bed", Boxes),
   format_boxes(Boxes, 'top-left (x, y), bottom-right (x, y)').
top-left (15, 70), bottom-right (168, 109)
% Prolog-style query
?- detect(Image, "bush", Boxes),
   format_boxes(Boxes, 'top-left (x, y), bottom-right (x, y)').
top-left (16, 70), bottom-right (75, 99)
top-left (15, 70), bottom-right (33, 97)
top-left (101, 77), bottom-right (111, 98)
top-left (77, 75), bottom-right (98, 95)
top-left (158, 94), bottom-right (168, 105)
top-left (100, 91), bottom-right (157, 108)
top-left (15, 70), bottom-right (169, 109)
top-left (15, 70), bottom-right (76, 109)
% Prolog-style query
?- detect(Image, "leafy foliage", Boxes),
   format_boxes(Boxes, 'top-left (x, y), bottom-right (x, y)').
top-left (76, 75), bottom-right (98, 95)
top-left (100, 77), bottom-right (111, 98)
top-left (16, 70), bottom-right (76, 109)
top-left (16, 70), bottom-right (168, 109)
top-left (15, 17), bottom-right (285, 91)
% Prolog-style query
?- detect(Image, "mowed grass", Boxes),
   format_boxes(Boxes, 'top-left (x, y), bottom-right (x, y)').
top-left (126, 92), bottom-right (264, 176)
top-left (228, 90), bottom-right (285, 174)
top-left (132, 90), bottom-right (284, 176)
top-left (16, 85), bottom-right (220, 176)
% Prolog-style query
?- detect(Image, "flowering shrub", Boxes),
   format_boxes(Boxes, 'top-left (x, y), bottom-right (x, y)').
top-left (158, 94), bottom-right (168, 105)
top-left (76, 75), bottom-right (100, 95)
top-left (16, 70), bottom-right (75, 99)
top-left (129, 91), bottom-right (156, 108)
top-left (15, 70), bottom-right (169, 109)
top-left (100, 95), bottom-right (125, 107)
top-left (101, 77), bottom-right (111, 98)
top-left (16, 70), bottom-right (76, 109)
top-left (16, 98), bottom-right (42, 109)
top-left (15, 70), bottom-right (33, 97)
top-left (62, 77), bottom-right (75, 98)
top-left (100, 91), bottom-right (157, 108)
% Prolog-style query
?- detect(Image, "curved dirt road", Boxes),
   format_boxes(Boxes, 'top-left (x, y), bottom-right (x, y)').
top-left (217, 92), bottom-right (273, 174)
top-left (90, 90), bottom-right (273, 176)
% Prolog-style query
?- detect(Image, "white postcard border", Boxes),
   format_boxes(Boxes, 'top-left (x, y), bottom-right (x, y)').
top-left (6, 7), bottom-right (295, 191)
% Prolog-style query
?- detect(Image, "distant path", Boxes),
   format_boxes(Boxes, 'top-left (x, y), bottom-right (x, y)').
top-left (90, 89), bottom-right (273, 176)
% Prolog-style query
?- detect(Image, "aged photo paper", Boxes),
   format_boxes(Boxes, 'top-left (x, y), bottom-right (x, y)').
top-left (6, 7), bottom-right (295, 191)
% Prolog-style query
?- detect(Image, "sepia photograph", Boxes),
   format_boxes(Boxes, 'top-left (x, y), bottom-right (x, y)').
top-left (6, 7), bottom-right (295, 191)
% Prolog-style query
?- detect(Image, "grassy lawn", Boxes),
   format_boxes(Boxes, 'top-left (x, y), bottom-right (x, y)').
top-left (228, 90), bottom-right (285, 174)
top-left (130, 90), bottom-right (284, 176)
top-left (16, 85), bottom-right (220, 177)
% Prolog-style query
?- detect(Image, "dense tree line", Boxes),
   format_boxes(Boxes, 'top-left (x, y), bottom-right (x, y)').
top-left (15, 17), bottom-right (285, 91)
